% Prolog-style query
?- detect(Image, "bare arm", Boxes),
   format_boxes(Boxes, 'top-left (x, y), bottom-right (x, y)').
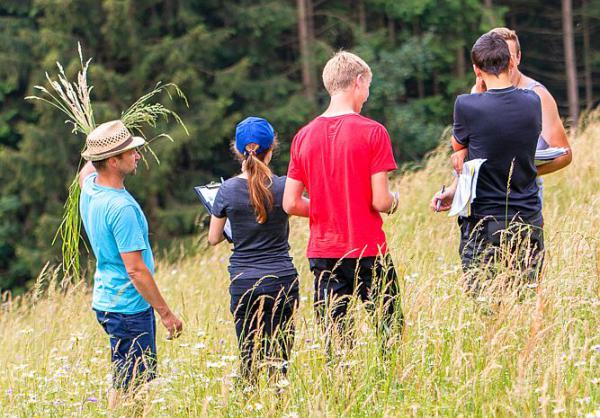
top-left (78, 161), bottom-right (96, 188)
top-left (371, 171), bottom-right (397, 213)
top-left (120, 251), bottom-right (183, 338)
top-left (282, 177), bottom-right (310, 217)
top-left (208, 215), bottom-right (227, 246)
top-left (534, 87), bottom-right (573, 176)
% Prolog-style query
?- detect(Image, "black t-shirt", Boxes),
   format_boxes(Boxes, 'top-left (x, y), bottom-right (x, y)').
top-left (212, 175), bottom-right (298, 295)
top-left (453, 86), bottom-right (542, 217)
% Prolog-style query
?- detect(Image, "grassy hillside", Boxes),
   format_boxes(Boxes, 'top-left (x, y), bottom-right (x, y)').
top-left (0, 114), bottom-right (598, 417)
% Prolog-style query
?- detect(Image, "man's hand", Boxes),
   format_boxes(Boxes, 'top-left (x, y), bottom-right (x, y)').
top-left (160, 310), bottom-right (183, 339)
top-left (430, 184), bottom-right (456, 212)
top-left (471, 77), bottom-right (487, 94)
top-left (451, 149), bottom-right (468, 175)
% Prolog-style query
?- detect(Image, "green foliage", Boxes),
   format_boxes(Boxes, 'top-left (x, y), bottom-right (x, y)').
top-left (1, 0), bottom-right (598, 290)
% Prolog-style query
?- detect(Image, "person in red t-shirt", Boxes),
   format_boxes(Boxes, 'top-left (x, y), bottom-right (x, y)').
top-left (283, 51), bottom-right (403, 349)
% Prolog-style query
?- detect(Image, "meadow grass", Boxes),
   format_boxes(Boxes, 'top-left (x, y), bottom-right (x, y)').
top-left (0, 116), bottom-right (598, 417)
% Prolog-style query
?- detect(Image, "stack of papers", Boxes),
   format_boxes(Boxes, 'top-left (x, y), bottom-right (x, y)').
top-left (449, 159), bottom-right (487, 217)
top-left (535, 147), bottom-right (568, 165)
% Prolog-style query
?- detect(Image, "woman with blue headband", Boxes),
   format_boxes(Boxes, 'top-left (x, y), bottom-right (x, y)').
top-left (208, 116), bottom-right (304, 381)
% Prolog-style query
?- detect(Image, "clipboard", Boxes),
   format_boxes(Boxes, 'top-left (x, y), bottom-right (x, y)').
top-left (194, 181), bottom-right (233, 242)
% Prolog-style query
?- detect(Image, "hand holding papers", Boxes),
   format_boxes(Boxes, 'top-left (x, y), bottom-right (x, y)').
top-left (535, 147), bottom-right (568, 166)
top-left (194, 182), bottom-right (233, 242)
top-left (449, 159), bottom-right (487, 217)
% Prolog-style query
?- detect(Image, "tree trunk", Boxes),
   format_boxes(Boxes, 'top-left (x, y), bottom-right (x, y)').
top-left (562, 0), bottom-right (579, 124)
top-left (297, 0), bottom-right (316, 102)
top-left (456, 43), bottom-right (466, 80)
top-left (357, 0), bottom-right (366, 33)
top-left (582, 0), bottom-right (593, 110)
top-left (387, 15), bottom-right (395, 44)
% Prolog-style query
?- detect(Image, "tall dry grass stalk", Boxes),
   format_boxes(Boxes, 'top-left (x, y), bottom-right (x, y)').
top-left (25, 44), bottom-right (188, 280)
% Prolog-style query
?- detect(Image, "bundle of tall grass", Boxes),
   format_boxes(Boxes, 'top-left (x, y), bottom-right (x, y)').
top-left (0, 113), bottom-right (598, 416)
top-left (25, 44), bottom-right (188, 281)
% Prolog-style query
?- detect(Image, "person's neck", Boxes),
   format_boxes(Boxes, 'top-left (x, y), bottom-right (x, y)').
top-left (96, 170), bottom-right (125, 189)
top-left (511, 68), bottom-right (524, 88)
top-left (321, 92), bottom-right (360, 117)
top-left (481, 72), bottom-right (513, 90)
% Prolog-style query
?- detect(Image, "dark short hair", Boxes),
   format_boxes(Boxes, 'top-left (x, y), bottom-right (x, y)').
top-left (471, 32), bottom-right (510, 76)
top-left (91, 158), bottom-right (108, 170)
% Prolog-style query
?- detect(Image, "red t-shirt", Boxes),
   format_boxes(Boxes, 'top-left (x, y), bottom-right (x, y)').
top-left (287, 113), bottom-right (397, 258)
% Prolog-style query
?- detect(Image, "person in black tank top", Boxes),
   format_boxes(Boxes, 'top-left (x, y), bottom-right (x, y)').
top-left (208, 117), bottom-right (299, 380)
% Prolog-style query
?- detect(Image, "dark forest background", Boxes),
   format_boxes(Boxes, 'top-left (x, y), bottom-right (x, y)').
top-left (1, 0), bottom-right (599, 291)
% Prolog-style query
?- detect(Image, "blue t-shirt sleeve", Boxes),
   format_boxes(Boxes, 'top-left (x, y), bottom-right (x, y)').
top-left (82, 172), bottom-right (97, 193)
top-left (212, 186), bottom-right (227, 218)
top-left (110, 205), bottom-right (148, 253)
top-left (453, 96), bottom-right (470, 146)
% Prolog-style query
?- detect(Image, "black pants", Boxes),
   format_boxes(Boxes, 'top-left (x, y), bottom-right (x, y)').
top-left (309, 255), bottom-right (403, 350)
top-left (230, 281), bottom-right (298, 379)
top-left (458, 212), bottom-right (545, 297)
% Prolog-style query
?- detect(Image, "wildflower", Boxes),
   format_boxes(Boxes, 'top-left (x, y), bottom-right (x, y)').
top-left (221, 355), bottom-right (237, 362)
top-left (6, 389), bottom-right (12, 395)
top-left (86, 396), bottom-right (98, 403)
top-left (193, 343), bottom-right (206, 350)
top-left (585, 410), bottom-right (600, 418)
top-left (275, 378), bottom-right (290, 389)
top-left (151, 398), bottom-right (166, 404)
top-left (592, 345), bottom-right (600, 353)
top-left (206, 360), bottom-right (226, 369)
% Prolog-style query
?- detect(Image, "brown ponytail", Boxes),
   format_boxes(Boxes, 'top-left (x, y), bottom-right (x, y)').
top-left (242, 143), bottom-right (274, 224)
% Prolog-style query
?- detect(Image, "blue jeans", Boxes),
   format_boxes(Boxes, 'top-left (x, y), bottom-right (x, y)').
top-left (95, 307), bottom-right (157, 389)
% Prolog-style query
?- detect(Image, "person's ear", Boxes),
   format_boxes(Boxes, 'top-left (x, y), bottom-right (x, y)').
top-left (508, 56), bottom-right (516, 71)
top-left (107, 156), bottom-right (118, 168)
top-left (355, 73), bottom-right (363, 89)
top-left (473, 64), bottom-right (482, 78)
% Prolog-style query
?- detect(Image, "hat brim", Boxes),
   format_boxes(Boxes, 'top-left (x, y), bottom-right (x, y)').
top-left (82, 136), bottom-right (146, 161)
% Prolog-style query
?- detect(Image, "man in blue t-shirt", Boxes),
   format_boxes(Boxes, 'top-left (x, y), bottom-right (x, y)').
top-left (78, 120), bottom-right (183, 405)
top-left (431, 33), bottom-right (544, 296)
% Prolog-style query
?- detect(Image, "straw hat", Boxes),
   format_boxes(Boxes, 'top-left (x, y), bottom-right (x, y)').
top-left (81, 120), bottom-right (146, 161)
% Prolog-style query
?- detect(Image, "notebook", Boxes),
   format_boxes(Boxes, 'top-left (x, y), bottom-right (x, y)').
top-left (194, 181), bottom-right (233, 242)
top-left (535, 147), bottom-right (568, 166)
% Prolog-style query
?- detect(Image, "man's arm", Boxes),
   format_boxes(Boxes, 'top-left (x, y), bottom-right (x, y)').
top-left (120, 251), bottom-right (183, 338)
top-left (208, 215), bottom-right (226, 246)
top-left (283, 177), bottom-right (310, 217)
top-left (78, 161), bottom-right (96, 188)
top-left (371, 172), bottom-right (398, 213)
top-left (534, 87), bottom-right (573, 176)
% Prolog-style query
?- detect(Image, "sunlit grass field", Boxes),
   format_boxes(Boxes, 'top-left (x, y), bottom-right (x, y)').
top-left (0, 115), bottom-right (598, 417)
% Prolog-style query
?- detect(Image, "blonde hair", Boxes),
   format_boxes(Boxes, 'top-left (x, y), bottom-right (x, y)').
top-left (230, 140), bottom-right (278, 224)
top-left (322, 51), bottom-right (372, 95)
top-left (488, 27), bottom-right (521, 54)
